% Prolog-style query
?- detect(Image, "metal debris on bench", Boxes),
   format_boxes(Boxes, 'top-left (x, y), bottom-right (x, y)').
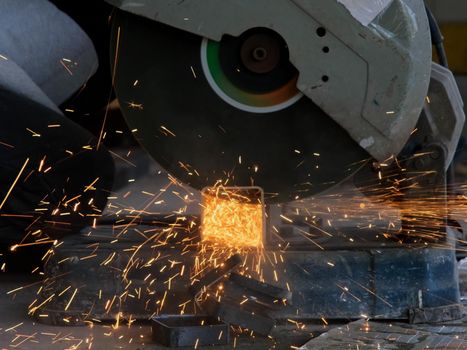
top-left (229, 273), bottom-right (292, 301)
top-left (196, 270), bottom-right (292, 336)
top-left (151, 314), bottom-right (229, 347)
top-left (202, 295), bottom-right (277, 337)
top-left (409, 304), bottom-right (463, 324)
top-left (189, 254), bottom-right (242, 297)
top-left (300, 319), bottom-right (467, 349)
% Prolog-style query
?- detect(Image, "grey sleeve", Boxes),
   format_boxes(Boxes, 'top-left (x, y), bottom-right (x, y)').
top-left (0, 0), bottom-right (98, 105)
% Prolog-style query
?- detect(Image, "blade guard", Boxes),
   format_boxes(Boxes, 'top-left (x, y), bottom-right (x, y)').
top-left (106, 0), bottom-right (432, 162)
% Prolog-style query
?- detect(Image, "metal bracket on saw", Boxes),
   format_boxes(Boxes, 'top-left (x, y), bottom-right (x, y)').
top-left (354, 63), bottom-right (465, 244)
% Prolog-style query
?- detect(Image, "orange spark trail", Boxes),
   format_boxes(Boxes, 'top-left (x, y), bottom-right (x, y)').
top-left (97, 25), bottom-right (121, 150)
top-left (0, 158), bottom-right (29, 210)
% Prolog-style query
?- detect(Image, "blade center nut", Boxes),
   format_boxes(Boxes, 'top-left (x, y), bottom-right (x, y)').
top-left (240, 33), bottom-right (281, 74)
top-left (253, 47), bottom-right (268, 61)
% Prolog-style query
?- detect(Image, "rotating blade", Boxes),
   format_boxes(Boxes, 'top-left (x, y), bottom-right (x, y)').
top-left (111, 10), bottom-right (370, 203)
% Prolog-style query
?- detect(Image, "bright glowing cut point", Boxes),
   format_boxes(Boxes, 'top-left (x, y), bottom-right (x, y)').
top-left (201, 186), bottom-right (264, 249)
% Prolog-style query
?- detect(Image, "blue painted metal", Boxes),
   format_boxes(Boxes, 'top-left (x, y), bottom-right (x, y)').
top-left (262, 248), bottom-right (460, 319)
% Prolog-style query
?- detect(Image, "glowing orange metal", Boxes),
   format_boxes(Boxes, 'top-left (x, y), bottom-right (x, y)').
top-left (201, 186), bottom-right (264, 249)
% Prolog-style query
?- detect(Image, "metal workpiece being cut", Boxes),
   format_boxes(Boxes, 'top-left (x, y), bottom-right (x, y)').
top-left (107, 0), bottom-right (434, 203)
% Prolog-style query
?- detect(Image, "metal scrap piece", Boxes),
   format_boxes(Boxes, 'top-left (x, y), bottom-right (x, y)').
top-left (189, 254), bottom-right (242, 297)
top-left (300, 319), bottom-right (467, 349)
top-left (200, 278), bottom-right (294, 336)
top-left (409, 304), bottom-right (463, 324)
top-left (203, 296), bottom-right (276, 336)
top-left (230, 273), bottom-right (292, 301)
top-left (152, 314), bottom-right (229, 347)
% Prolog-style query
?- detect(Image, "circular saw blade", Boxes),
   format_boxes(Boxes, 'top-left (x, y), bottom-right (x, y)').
top-left (111, 10), bottom-right (369, 203)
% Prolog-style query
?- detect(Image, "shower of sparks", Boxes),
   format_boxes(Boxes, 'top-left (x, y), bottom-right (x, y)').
top-left (4, 152), bottom-right (467, 345)
top-left (0, 158), bottom-right (29, 210)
